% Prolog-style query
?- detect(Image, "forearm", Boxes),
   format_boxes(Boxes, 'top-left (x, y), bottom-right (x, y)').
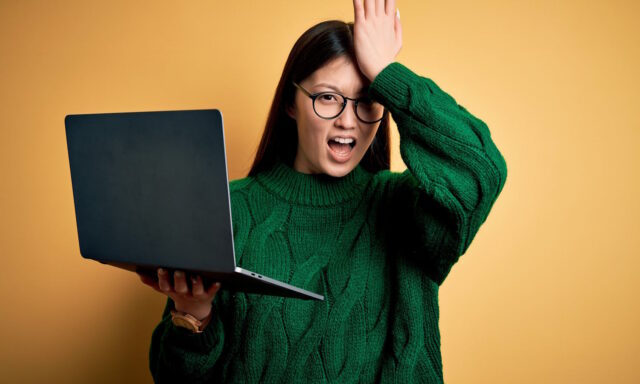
top-left (370, 62), bottom-right (508, 283)
top-left (149, 298), bottom-right (224, 383)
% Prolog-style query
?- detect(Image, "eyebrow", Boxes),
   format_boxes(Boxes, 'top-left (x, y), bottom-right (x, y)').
top-left (312, 82), bottom-right (368, 96)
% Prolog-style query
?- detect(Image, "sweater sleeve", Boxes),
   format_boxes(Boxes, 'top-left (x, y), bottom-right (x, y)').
top-left (149, 294), bottom-right (226, 383)
top-left (368, 62), bottom-right (508, 285)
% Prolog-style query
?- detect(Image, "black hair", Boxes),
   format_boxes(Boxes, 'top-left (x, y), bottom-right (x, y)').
top-left (248, 20), bottom-right (390, 176)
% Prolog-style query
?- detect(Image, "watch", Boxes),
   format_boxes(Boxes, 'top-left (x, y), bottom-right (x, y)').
top-left (170, 309), bottom-right (205, 333)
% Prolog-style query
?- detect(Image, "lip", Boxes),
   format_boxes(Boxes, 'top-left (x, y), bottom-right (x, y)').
top-left (327, 138), bottom-right (355, 163)
top-left (328, 135), bottom-right (357, 142)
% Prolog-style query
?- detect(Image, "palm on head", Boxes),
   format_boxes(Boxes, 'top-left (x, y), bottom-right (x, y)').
top-left (352, 0), bottom-right (403, 82)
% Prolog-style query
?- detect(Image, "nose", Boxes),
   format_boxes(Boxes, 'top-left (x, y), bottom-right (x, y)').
top-left (335, 99), bottom-right (358, 129)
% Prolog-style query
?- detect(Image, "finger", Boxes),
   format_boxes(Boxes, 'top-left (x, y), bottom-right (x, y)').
top-left (353, 0), bottom-right (365, 22)
top-left (394, 9), bottom-right (403, 47)
top-left (385, 0), bottom-right (396, 16)
top-left (206, 282), bottom-right (222, 298)
top-left (375, 0), bottom-right (384, 16)
top-left (157, 268), bottom-right (171, 292)
top-left (191, 275), bottom-right (205, 297)
top-left (138, 272), bottom-right (155, 286)
top-left (173, 270), bottom-right (188, 294)
top-left (363, 0), bottom-right (374, 19)
top-left (138, 272), bottom-right (162, 292)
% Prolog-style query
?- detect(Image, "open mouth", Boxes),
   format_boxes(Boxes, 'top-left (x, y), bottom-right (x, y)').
top-left (327, 137), bottom-right (356, 156)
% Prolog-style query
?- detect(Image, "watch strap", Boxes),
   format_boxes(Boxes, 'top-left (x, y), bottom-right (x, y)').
top-left (170, 309), bottom-right (204, 333)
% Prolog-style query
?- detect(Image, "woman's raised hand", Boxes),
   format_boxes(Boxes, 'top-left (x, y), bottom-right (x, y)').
top-left (352, 0), bottom-right (403, 82)
top-left (138, 268), bottom-right (221, 321)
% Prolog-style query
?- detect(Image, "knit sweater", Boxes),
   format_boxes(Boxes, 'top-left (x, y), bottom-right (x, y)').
top-left (149, 62), bottom-right (507, 383)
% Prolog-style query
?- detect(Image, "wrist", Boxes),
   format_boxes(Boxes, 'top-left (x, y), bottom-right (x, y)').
top-left (366, 61), bottom-right (392, 83)
top-left (173, 302), bottom-right (212, 321)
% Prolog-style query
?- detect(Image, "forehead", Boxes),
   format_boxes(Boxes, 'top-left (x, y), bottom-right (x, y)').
top-left (305, 56), bottom-right (369, 92)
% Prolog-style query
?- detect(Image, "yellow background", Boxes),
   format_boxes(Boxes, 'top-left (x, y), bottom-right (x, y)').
top-left (1, 1), bottom-right (638, 382)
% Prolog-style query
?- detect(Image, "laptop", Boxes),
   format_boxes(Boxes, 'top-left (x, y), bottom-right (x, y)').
top-left (65, 109), bottom-right (323, 301)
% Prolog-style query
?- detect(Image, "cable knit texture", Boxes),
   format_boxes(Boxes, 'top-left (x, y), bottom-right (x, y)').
top-left (149, 62), bottom-right (508, 383)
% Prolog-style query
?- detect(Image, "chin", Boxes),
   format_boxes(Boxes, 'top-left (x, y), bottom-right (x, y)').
top-left (322, 161), bottom-right (357, 178)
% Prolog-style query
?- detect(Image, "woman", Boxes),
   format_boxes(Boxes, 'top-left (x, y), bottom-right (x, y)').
top-left (140, 0), bottom-right (507, 382)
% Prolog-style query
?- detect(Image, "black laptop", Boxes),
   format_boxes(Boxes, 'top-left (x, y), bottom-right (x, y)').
top-left (65, 109), bottom-right (323, 301)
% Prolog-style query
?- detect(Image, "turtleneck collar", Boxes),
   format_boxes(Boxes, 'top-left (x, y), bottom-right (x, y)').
top-left (254, 160), bottom-right (373, 206)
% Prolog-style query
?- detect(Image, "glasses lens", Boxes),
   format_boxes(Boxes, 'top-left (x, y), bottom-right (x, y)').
top-left (313, 93), bottom-right (344, 119)
top-left (356, 98), bottom-right (384, 123)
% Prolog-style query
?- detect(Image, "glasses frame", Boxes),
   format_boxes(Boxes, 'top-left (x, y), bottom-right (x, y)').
top-left (293, 82), bottom-right (385, 124)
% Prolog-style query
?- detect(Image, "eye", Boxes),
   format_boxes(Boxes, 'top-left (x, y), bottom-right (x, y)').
top-left (319, 93), bottom-right (338, 102)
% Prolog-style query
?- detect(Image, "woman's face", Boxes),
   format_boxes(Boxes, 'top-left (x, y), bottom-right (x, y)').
top-left (288, 56), bottom-right (380, 177)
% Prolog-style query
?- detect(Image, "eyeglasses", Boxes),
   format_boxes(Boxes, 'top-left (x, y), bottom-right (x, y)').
top-left (293, 82), bottom-right (385, 124)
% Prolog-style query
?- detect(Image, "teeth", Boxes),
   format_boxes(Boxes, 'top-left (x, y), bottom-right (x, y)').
top-left (332, 137), bottom-right (354, 144)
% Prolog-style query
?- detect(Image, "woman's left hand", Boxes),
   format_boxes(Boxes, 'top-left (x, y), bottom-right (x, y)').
top-left (352, 0), bottom-right (403, 82)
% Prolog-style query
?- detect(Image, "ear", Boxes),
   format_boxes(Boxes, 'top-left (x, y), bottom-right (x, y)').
top-left (286, 103), bottom-right (297, 120)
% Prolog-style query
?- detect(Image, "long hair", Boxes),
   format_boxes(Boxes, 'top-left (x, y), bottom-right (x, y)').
top-left (248, 20), bottom-right (390, 177)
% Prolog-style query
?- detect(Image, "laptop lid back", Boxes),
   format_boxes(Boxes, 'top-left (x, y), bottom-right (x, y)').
top-left (65, 109), bottom-right (236, 273)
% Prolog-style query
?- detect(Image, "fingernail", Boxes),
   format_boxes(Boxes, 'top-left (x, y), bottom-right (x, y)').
top-left (158, 268), bottom-right (165, 274)
top-left (175, 271), bottom-right (184, 278)
top-left (191, 276), bottom-right (198, 284)
top-left (396, 9), bottom-right (400, 19)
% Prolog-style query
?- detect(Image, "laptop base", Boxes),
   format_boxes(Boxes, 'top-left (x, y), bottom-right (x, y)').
top-left (114, 262), bottom-right (324, 301)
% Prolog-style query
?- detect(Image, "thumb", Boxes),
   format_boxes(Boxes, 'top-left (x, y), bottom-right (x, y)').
top-left (206, 282), bottom-right (222, 297)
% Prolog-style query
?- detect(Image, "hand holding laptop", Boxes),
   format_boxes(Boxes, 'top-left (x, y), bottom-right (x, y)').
top-left (66, 109), bottom-right (323, 301)
top-left (138, 268), bottom-right (221, 322)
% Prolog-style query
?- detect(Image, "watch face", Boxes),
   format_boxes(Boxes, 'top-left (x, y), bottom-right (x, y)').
top-left (172, 316), bottom-right (198, 331)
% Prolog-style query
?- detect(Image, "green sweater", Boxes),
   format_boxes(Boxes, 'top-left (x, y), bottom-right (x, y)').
top-left (149, 62), bottom-right (507, 383)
